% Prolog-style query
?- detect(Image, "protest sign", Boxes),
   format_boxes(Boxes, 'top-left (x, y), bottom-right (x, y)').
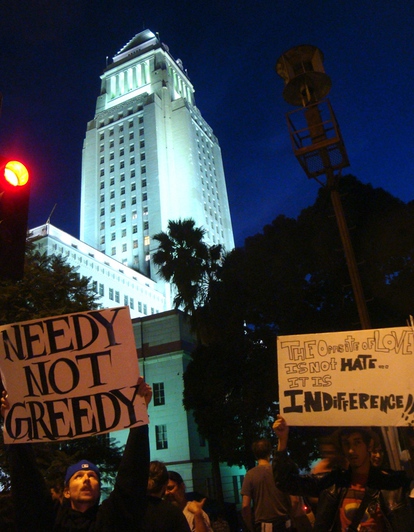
top-left (277, 326), bottom-right (414, 426)
top-left (0, 306), bottom-right (148, 443)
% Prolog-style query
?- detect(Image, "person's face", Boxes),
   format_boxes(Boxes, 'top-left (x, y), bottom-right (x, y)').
top-left (341, 432), bottom-right (371, 470)
top-left (64, 470), bottom-right (100, 511)
top-left (164, 479), bottom-right (186, 507)
top-left (371, 446), bottom-right (384, 467)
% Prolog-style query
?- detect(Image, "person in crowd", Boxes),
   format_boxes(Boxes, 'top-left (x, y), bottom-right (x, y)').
top-left (307, 432), bottom-right (347, 516)
top-left (370, 432), bottom-right (386, 469)
top-left (241, 438), bottom-right (297, 531)
top-left (241, 438), bottom-right (312, 532)
top-left (1, 377), bottom-right (152, 531)
top-left (273, 415), bottom-right (414, 531)
top-left (165, 470), bottom-right (213, 532)
top-left (140, 460), bottom-right (190, 531)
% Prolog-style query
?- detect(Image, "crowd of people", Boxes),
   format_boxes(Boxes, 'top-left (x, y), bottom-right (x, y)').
top-left (2, 382), bottom-right (414, 531)
top-left (240, 417), bottom-right (414, 531)
top-left (1, 379), bottom-right (218, 532)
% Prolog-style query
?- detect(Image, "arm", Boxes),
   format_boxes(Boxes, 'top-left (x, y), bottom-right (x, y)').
top-left (241, 494), bottom-right (254, 532)
top-left (272, 414), bottom-right (328, 498)
top-left (273, 414), bottom-right (289, 452)
top-left (96, 378), bottom-right (152, 528)
top-left (2, 391), bottom-right (54, 530)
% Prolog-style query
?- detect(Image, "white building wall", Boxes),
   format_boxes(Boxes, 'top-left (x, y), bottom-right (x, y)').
top-left (29, 224), bottom-right (165, 319)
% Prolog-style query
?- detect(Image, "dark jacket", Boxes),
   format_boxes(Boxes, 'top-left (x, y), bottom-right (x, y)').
top-left (139, 495), bottom-right (191, 532)
top-left (8, 425), bottom-right (149, 531)
top-left (273, 449), bottom-right (414, 531)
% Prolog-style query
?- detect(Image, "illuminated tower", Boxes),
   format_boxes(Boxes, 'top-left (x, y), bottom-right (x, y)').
top-left (80, 29), bottom-right (234, 281)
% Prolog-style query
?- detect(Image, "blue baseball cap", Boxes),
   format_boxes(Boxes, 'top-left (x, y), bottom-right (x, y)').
top-left (65, 460), bottom-right (100, 485)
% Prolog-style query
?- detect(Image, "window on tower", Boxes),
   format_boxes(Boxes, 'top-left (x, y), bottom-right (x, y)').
top-left (153, 383), bottom-right (165, 406)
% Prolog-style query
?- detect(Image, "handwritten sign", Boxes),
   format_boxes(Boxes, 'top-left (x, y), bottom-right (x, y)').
top-left (0, 307), bottom-right (148, 443)
top-left (277, 326), bottom-right (414, 426)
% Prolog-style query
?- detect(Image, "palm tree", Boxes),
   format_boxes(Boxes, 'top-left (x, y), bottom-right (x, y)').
top-left (152, 218), bottom-right (222, 319)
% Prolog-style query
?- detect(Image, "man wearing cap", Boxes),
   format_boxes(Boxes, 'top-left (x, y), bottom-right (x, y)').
top-left (2, 377), bottom-right (152, 531)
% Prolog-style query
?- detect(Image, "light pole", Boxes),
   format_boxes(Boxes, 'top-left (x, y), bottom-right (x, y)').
top-left (275, 45), bottom-right (371, 330)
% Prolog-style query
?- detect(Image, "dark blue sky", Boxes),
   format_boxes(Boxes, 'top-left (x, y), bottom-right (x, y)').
top-left (0, 1), bottom-right (413, 247)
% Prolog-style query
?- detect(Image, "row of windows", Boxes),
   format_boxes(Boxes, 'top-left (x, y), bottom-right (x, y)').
top-left (99, 207), bottom-right (147, 230)
top-left (100, 140), bottom-right (145, 162)
top-left (92, 281), bottom-right (157, 314)
top-left (98, 106), bottom-right (144, 129)
top-left (99, 127), bottom-right (145, 147)
top-left (99, 160), bottom-right (146, 176)
top-left (100, 201), bottom-right (142, 217)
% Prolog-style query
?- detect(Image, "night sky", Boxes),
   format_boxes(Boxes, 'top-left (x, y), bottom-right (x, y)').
top-left (0, 1), bottom-right (413, 248)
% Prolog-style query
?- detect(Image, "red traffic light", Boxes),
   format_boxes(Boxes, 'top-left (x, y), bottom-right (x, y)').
top-left (3, 160), bottom-right (29, 187)
top-left (0, 157), bottom-right (31, 281)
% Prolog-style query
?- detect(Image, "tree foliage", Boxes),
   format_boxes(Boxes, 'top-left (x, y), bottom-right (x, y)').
top-left (152, 218), bottom-right (222, 317)
top-left (0, 244), bottom-right (99, 326)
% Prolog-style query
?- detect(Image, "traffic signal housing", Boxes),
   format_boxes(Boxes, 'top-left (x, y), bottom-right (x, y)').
top-left (0, 158), bottom-right (30, 281)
